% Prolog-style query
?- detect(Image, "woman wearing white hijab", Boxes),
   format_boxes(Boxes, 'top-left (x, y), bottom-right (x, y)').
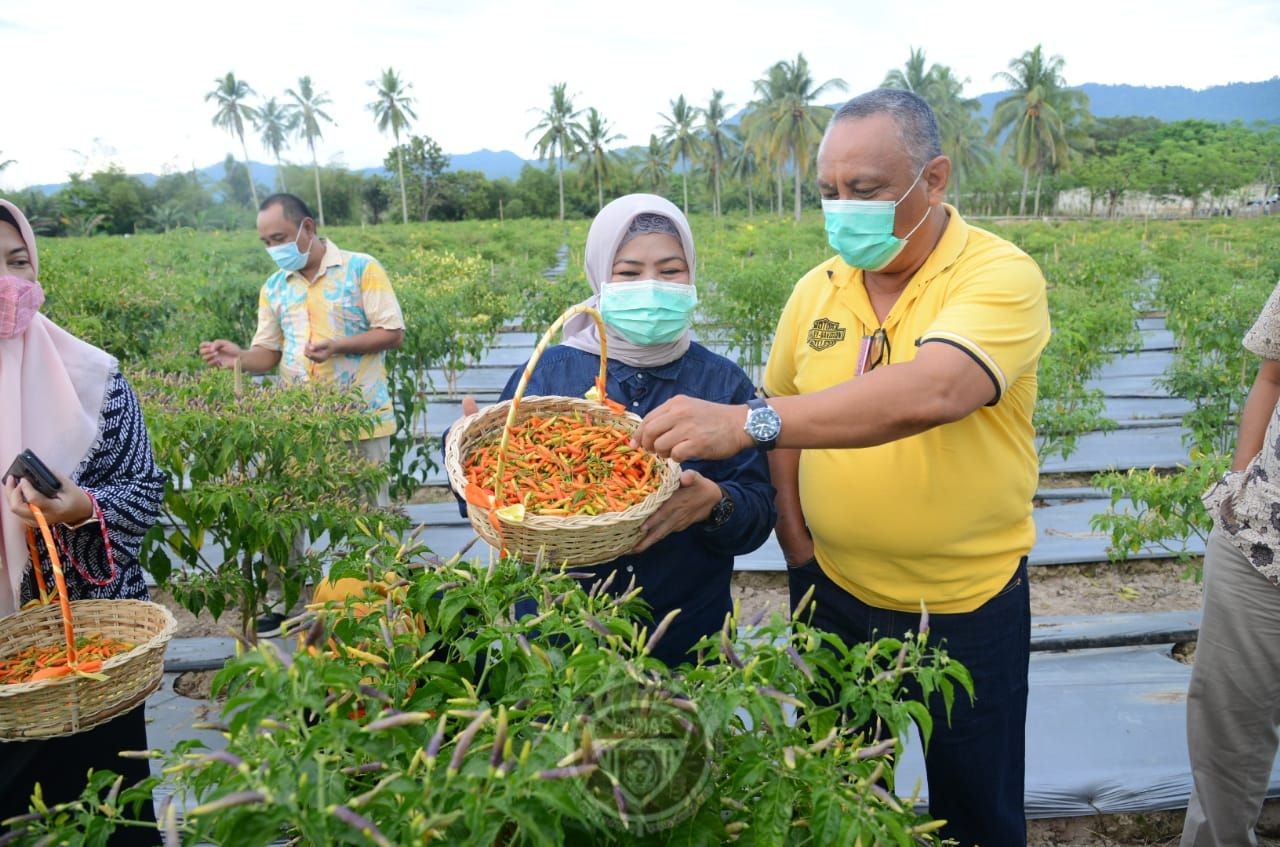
top-left (0, 199), bottom-right (164, 844)
top-left (463, 194), bottom-right (776, 666)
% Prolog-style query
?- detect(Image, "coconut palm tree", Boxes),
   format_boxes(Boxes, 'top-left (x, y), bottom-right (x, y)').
top-left (730, 140), bottom-right (763, 217)
top-left (255, 98), bottom-right (297, 194)
top-left (528, 83), bottom-right (585, 221)
top-left (740, 63), bottom-right (789, 215)
top-left (637, 134), bottom-right (669, 192)
top-left (659, 95), bottom-right (702, 215)
top-left (925, 66), bottom-right (989, 209)
top-left (574, 108), bottom-right (625, 212)
top-left (287, 76), bottom-right (336, 225)
top-left (881, 47), bottom-right (935, 94)
top-left (700, 90), bottom-right (737, 216)
top-left (747, 54), bottom-right (846, 221)
top-left (988, 45), bottom-right (1073, 216)
top-left (205, 72), bottom-right (261, 208)
top-left (0, 152), bottom-right (13, 173)
top-left (367, 67), bottom-right (418, 224)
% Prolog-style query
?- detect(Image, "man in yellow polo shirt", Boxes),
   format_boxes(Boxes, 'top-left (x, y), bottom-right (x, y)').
top-left (636, 89), bottom-right (1049, 846)
top-left (199, 192), bottom-right (405, 636)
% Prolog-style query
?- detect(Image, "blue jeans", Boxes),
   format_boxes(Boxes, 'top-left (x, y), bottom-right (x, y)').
top-left (788, 556), bottom-right (1029, 847)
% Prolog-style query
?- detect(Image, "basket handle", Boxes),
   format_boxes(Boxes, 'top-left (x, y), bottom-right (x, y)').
top-left (491, 304), bottom-right (611, 511)
top-left (27, 505), bottom-right (77, 664)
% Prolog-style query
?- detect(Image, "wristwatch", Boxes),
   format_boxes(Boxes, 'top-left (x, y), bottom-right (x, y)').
top-left (706, 489), bottom-right (736, 531)
top-left (744, 398), bottom-right (781, 452)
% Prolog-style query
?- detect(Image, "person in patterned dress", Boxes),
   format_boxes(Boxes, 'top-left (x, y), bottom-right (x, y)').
top-left (1183, 280), bottom-right (1280, 846)
top-left (0, 199), bottom-right (165, 845)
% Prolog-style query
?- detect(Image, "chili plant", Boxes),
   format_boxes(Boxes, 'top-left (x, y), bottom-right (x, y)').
top-left (385, 250), bottom-right (514, 500)
top-left (13, 534), bottom-right (970, 846)
top-left (132, 369), bottom-right (399, 643)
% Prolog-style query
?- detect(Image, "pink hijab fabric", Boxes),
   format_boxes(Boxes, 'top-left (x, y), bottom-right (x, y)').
top-left (561, 194), bottom-right (697, 368)
top-left (0, 199), bottom-right (115, 616)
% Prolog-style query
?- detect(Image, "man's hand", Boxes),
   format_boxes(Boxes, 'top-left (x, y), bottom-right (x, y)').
top-left (305, 338), bottom-right (343, 363)
top-left (461, 395), bottom-right (480, 416)
top-left (199, 339), bottom-right (242, 369)
top-left (632, 470), bottom-right (722, 552)
top-left (777, 523), bottom-right (816, 569)
top-left (634, 396), bottom-right (753, 462)
top-left (4, 469), bottom-right (94, 528)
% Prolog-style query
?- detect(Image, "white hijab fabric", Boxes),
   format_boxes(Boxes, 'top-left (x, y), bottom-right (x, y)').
top-left (561, 194), bottom-right (697, 368)
top-left (0, 200), bottom-right (115, 615)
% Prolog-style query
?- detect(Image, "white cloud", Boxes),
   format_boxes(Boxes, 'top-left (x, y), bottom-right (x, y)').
top-left (2, 0), bottom-right (1276, 190)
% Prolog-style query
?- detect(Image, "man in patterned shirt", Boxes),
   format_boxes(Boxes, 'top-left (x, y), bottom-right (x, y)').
top-left (199, 193), bottom-right (404, 636)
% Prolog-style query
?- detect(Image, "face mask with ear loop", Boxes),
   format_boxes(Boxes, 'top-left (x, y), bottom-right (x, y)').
top-left (0, 275), bottom-right (44, 338)
top-left (821, 164), bottom-right (931, 271)
top-left (266, 222), bottom-right (315, 272)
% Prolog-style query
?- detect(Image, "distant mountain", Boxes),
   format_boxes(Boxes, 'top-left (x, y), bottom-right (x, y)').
top-left (977, 77), bottom-right (1280, 124)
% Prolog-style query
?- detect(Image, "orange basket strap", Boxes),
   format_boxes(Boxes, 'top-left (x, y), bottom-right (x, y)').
top-left (25, 527), bottom-right (49, 605)
top-left (493, 304), bottom-right (611, 512)
top-left (29, 505), bottom-right (76, 664)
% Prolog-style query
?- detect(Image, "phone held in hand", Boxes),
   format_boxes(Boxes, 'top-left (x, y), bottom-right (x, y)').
top-left (5, 449), bottom-right (62, 499)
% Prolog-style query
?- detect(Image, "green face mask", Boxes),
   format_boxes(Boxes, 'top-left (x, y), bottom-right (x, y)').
top-left (599, 280), bottom-right (698, 345)
top-left (822, 165), bottom-right (930, 271)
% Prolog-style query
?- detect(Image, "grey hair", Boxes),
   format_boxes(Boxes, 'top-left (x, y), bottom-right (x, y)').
top-left (829, 89), bottom-right (943, 171)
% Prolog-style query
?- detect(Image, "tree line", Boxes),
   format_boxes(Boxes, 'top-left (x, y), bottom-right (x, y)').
top-left (2, 46), bottom-right (1277, 236)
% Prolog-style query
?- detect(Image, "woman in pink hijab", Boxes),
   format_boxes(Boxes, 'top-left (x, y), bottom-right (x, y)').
top-left (0, 199), bottom-right (165, 845)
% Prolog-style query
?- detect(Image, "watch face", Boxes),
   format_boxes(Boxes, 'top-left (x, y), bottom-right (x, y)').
top-left (747, 407), bottom-right (781, 442)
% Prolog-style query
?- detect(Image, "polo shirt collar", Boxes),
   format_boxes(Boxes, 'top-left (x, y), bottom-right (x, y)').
top-left (286, 237), bottom-right (343, 284)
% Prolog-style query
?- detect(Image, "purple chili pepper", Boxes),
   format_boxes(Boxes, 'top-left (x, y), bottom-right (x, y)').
top-left (189, 790), bottom-right (268, 816)
top-left (786, 645), bottom-right (815, 683)
top-left (363, 711), bottom-right (434, 732)
top-left (340, 762), bottom-right (387, 776)
top-left (425, 715), bottom-right (448, 759)
top-left (644, 609), bottom-right (681, 656)
top-left (448, 710), bottom-right (492, 774)
top-left (201, 751), bottom-right (245, 769)
top-left (490, 707), bottom-right (509, 769)
top-left (359, 684), bottom-right (393, 704)
top-left (331, 805), bottom-right (393, 847)
top-left (856, 737), bottom-right (898, 760)
top-left (535, 763), bottom-right (599, 780)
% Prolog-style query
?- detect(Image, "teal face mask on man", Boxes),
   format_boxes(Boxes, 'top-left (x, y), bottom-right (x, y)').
top-left (822, 165), bottom-right (931, 271)
top-left (599, 280), bottom-right (698, 346)
top-left (267, 223), bottom-right (314, 272)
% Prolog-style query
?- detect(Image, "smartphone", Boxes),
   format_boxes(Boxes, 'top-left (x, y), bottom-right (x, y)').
top-left (5, 449), bottom-right (62, 499)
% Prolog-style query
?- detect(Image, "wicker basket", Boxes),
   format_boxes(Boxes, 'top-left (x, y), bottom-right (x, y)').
top-left (444, 305), bottom-right (681, 566)
top-left (0, 599), bottom-right (177, 740)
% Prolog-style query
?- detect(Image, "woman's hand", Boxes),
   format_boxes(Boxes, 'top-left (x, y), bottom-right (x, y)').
top-left (633, 470), bottom-right (722, 553)
top-left (3, 468), bottom-right (94, 528)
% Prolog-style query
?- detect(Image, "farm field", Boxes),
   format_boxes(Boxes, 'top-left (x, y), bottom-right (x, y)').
top-left (17, 211), bottom-right (1280, 844)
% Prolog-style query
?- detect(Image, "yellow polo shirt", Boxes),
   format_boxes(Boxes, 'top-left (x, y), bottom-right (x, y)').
top-left (763, 205), bottom-right (1049, 613)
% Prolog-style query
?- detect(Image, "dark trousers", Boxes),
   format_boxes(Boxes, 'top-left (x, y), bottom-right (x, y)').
top-left (789, 557), bottom-right (1029, 847)
top-left (0, 704), bottom-right (159, 846)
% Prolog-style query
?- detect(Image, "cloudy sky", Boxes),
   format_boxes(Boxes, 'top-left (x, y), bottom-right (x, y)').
top-left (2, 0), bottom-right (1276, 190)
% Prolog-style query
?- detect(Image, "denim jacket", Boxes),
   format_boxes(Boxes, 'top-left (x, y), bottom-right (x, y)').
top-left (455, 342), bottom-right (776, 666)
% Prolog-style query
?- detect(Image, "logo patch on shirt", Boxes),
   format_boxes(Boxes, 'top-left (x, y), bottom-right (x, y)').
top-left (806, 318), bottom-right (847, 351)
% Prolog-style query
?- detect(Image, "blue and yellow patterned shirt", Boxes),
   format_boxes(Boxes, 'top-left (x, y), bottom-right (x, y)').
top-left (250, 239), bottom-right (405, 438)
